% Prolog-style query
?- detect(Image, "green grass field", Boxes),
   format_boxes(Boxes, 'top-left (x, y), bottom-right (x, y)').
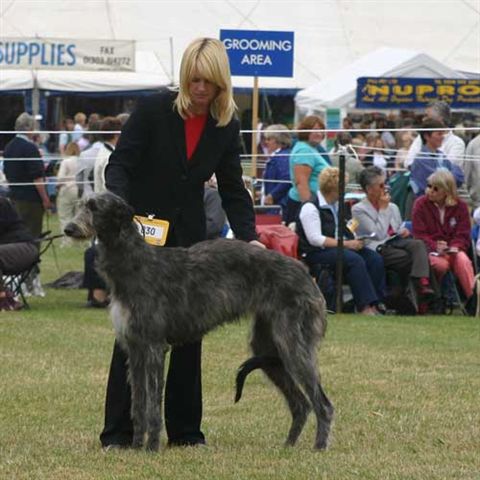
top-left (0, 226), bottom-right (479, 480)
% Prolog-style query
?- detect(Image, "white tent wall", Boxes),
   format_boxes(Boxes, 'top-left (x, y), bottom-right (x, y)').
top-left (0, 0), bottom-right (479, 93)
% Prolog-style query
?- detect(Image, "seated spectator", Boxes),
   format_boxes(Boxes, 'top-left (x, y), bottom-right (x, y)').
top-left (473, 206), bottom-right (480, 257)
top-left (329, 132), bottom-right (364, 184)
top-left (0, 197), bottom-right (39, 310)
top-left (285, 115), bottom-right (330, 225)
top-left (405, 118), bottom-right (465, 221)
top-left (297, 167), bottom-right (386, 315)
top-left (394, 131), bottom-right (414, 170)
top-left (412, 169), bottom-right (475, 301)
top-left (204, 175), bottom-right (226, 239)
top-left (352, 166), bottom-right (435, 303)
top-left (464, 132), bottom-right (480, 209)
top-left (409, 118), bottom-right (464, 198)
top-left (372, 138), bottom-right (388, 173)
top-left (260, 124), bottom-right (292, 221)
top-left (56, 142), bottom-right (80, 240)
top-left (405, 100), bottom-right (465, 169)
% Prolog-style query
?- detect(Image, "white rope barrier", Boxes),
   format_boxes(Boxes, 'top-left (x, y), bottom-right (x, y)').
top-left (1, 126), bottom-right (480, 135)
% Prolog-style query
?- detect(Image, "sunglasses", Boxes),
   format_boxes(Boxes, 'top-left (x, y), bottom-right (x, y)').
top-left (426, 184), bottom-right (439, 192)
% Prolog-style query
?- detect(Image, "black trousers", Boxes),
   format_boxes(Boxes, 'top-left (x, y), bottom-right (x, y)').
top-left (82, 245), bottom-right (107, 291)
top-left (0, 241), bottom-right (39, 280)
top-left (99, 339), bottom-right (205, 447)
top-left (13, 200), bottom-right (44, 240)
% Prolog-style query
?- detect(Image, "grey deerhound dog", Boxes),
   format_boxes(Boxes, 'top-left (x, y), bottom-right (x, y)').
top-left (64, 192), bottom-right (333, 451)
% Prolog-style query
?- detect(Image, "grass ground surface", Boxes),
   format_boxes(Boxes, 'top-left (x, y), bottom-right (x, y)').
top-left (0, 222), bottom-right (479, 479)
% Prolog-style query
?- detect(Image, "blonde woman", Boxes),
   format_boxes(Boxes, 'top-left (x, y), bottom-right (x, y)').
top-left (101, 37), bottom-right (260, 450)
top-left (297, 167), bottom-right (386, 315)
top-left (56, 141), bottom-right (80, 237)
top-left (412, 169), bottom-right (474, 300)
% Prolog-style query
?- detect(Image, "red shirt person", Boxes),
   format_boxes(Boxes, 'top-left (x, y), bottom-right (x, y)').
top-left (412, 169), bottom-right (474, 299)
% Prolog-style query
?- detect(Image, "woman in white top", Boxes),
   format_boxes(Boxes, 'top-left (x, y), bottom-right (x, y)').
top-left (56, 142), bottom-right (80, 238)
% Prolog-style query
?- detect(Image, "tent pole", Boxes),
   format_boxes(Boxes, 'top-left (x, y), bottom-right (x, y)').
top-left (251, 76), bottom-right (259, 181)
top-left (32, 70), bottom-right (40, 121)
top-left (169, 37), bottom-right (175, 85)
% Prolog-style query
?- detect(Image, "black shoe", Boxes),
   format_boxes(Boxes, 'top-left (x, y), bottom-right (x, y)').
top-left (86, 298), bottom-right (110, 308)
top-left (167, 439), bottom-right (207, 448)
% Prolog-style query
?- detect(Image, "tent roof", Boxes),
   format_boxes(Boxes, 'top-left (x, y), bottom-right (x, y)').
top-left (0, 0), bottom-right (478, 93)
top-left (295, 47), bottom-right (468, 111)
top-left (0, 51), bottom-right (170, 93)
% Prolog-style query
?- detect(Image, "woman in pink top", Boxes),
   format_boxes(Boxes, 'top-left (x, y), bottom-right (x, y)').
top-left (412, 169), bottom-right (474, 299)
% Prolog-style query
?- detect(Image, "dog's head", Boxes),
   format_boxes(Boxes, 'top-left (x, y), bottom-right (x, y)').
top-left (64, 192), bottom-right (135, 242)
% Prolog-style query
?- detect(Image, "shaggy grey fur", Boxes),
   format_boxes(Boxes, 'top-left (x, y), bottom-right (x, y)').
top-left (64, 192), bottom-right (333, 451)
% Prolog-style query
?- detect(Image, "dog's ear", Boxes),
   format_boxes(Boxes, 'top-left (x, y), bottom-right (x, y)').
top-left (86, 197), bottom-right (98, 212)
top-left (121, 203), bottom-right (135, 223)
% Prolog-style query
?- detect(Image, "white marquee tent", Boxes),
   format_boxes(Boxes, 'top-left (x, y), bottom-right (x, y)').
top-left (0, 0), bottom-right (479, 95)
top-left (295, 47), bottom-right (470, 116)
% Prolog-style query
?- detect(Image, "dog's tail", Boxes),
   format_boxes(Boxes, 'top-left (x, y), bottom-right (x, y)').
top-left (235, 356), bottom-right (282, 403)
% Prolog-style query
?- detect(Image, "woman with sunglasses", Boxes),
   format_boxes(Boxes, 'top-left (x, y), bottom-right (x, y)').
top-left (352, 166), bottom-right (435, 308)
top-left (412, 169), bottom-right (475, 301)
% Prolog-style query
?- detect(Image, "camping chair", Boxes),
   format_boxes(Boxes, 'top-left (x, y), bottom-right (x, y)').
top-left (439, 237), bottom-right (479, 316)
top-left (2, 232), bottom-right (63, 309)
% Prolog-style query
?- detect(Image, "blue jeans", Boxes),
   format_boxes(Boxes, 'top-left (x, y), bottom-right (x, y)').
top-left (306, 247), bottom-right (386, 311)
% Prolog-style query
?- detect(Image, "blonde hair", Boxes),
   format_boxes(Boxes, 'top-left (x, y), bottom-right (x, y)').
top-left (319, 167), bottom-right (342, 196)
top-left (64, 142), bottom-right (80, 157)
top-left (174, 38), bottom-right (236, 127)
top-left (427, 169), bottom-right (458, 206)
top-left (74, 112), bottom-right (86, 125)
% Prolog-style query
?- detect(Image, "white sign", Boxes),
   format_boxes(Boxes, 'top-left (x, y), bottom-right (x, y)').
top-left (0, 38), bottom-right (136, 72)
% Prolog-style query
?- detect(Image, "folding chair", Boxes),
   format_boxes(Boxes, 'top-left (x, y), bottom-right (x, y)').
top-left (2, 232), bottom-right (63, 309)
top-left (440, 238), bottom-right (479, 316)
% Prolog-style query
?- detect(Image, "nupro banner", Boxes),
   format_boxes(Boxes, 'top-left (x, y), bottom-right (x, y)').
top-left (0, 38), bottom-right (135, 71)
top-left (356, 77), bottom-right (480, 109)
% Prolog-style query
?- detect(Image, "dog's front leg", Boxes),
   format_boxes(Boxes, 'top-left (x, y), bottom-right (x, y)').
top-left (145, 343), bottom-right (168, 452)
top-left (127, 341), bottom-right (148, 449)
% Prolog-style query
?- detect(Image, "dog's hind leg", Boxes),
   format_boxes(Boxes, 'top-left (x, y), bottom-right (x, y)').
top-left (251, 317), bottom-right (311, 447)
top-left (127, 342), bottom-right (148, 449)
top-left (145, 344), bottom-right (167, 452)
top-left (284, 351), bottom-right (333, 450)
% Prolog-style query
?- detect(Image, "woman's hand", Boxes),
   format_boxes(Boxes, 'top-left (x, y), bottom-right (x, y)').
top-left (344, 239), bottom-right (364, 251)
top-left (249, 240), bottom-right (266, 249)
top-left (436, 240), bottom-right (448, 254)
top-left (263, 194), bottom-right (274, 205)
top-left (378, 191), bottom-right (390, 210)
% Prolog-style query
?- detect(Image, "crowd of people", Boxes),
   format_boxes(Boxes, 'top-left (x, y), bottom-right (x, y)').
top-left (254, 100), bottom-right (480, 315)
top-left (1, 98), bottom-right (480, 316)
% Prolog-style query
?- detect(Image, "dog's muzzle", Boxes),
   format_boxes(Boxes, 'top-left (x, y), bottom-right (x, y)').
top-left (64, 222), bottom-right (88, 239)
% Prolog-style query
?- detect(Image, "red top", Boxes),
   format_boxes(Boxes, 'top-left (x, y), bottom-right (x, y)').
top-left (412, 195), bottom-right (471, 253)
top-left (185, 114), bottom-right (208, 160)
